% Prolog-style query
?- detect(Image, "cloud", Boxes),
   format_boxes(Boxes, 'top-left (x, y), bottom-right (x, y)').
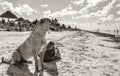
top-left (15, 4), bottom-right (34, 16)
top-left (0, 1), bottom-right (36, 16)
top-left (40, 4), bottom-right (48, 7)
top-left (43, 10), bottom-right (51, 17)
top-left (76, 0), bottom-right (117, 19)
top-left (98, 14), bottom-right (114, 22)
top-left (117, 10), bottom-right (120, 15)
top-left (34, 10), bottom-right (38, 13)
top-left (0, 1), bottom-right (14, 10)
top-left (90, 0), bottom-right (116, 17)
top-left (99, 0), bottom-right (116, 16)
top-left (86, 0), bottom-right (106, 7)
top-left (115, 17), bottom-right (120, 21)
top-left (72, 0), bottom-right (85, 6)
top-left (72, 10), bottom-right (102, 19)
top-left (43, 5), bottom-right (77, 18)
top-left (116, 4), bottom-right (120, 7)
top-left (72, 0), bottom-right (105, 7)
top-left (72, 14), bottom-right (92, 19)
top-left (14, 4), bottom-right (34, 16)
top-left (79, 0), bottom-right (107, 14)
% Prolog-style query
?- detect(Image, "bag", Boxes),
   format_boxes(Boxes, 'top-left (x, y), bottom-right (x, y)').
top-left (43, 41), bottom-right (61, 62)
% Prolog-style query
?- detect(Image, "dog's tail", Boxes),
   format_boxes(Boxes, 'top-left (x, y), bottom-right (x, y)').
top-left (0, 57), bottom-right (32, 65)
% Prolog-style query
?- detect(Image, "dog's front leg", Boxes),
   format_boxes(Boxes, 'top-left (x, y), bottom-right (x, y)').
top-left (33, 50), bottom-right (43, 73)
top-left (38, 54), bottom-right (43, 76)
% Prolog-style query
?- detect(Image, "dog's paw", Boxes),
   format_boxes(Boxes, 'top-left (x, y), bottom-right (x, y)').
top-left (10, 59), bottom-right (16, 65)
top-left (35, 65), bottom-right (43, 72)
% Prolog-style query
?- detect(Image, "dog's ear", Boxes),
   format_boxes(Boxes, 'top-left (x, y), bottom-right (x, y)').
top-left (39, 18), bottom-right (51, 24)
top-left (39, 18), bottom-right (46, 24)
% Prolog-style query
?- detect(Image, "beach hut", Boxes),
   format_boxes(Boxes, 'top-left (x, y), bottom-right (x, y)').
top-left (15, 17), bottom-right (25, 26)
top-left (18, 19), bottom-right (32, 31)
top-left (0, 11), bottom-right (18, 22)
top-left (15, 17), bottom-right (25, 31)
top-left (0, 11), bottom-right (18, 31)
top-left (15, 17), bottom-right (25, 22)
top-left (23, 20), bottom-right (31, 26)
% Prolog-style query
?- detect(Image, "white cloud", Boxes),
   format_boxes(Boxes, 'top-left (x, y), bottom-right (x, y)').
top-left (14, 4), bottom-right (34, 16)
top-left (86, 0), bottom-right (106, 7)
top-left (43, 10), bottom-right (51, 17)
top-left (79, 0), bottom-right (107, 14)
top-left (0, 1), bottom-right (36, 16)
top-left (117, 10), bottom-right (120, 15)
top-left (98, 15), bottom-right (114, 22)
top-left (78, 0), bottom-right (117, 18)
top-left (115, 17), bottom-right (120, 21)
top-left (99, 0), bottom-right (116, 16)
top-left (72, 10), bottom-right (102, 19)
top-left (72, 0), bottom-right (85, 6)
top-left (72, 14), bottom-right (91, 19)
top-left (40, 4), bottom-right (48, 7)
top-left (34, 10), bottom-right (38, 13)
top-left (72, 0), bottom-right (105, 7)
top-left (0, 1), bottom-right (14, 10)
top-left (43, 5), bottom-right (77, 18)
top-left (22, 4), bottom-right (33, 15)
top-left (59, 6), bottom-right (77, 16)
top-left (116, 4), bottom-right (120, 7)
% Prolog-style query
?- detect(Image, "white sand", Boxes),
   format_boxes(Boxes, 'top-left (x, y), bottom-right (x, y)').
top-left (0, 31), bottom-right (120, 76)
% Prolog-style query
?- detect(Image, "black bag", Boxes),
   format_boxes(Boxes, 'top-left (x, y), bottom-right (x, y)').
top-left (43, 41), bottom-right (61, 62)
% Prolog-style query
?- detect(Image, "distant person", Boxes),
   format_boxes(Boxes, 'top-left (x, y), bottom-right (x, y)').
top-left (117, 29), bottom-right (119, 34)
top-left (114, 30), bottom-right (116, 34)
top-left (97, 29), bottom-right (99, 32)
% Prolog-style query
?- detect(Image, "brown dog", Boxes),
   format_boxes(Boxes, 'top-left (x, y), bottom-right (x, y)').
top-left (10, 18), bottom-right (52, 74)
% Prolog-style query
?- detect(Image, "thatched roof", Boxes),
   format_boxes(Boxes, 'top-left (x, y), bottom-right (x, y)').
top-left (15, 17), bottom-right (25, 21)
top-left (0, 11), bottom-right (18, 19)
top-left (25, 20), bottom-right (31, 23)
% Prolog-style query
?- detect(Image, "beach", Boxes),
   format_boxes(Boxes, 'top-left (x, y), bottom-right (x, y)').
top-left (0, 31), bottom-right (120, 76)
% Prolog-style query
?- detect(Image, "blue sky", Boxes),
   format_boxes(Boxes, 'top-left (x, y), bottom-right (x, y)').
top-left (0, 0), bottom-right (120, 28)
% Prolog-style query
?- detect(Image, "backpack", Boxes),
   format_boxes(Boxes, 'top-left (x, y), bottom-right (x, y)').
top-left (43, 41), bottom-right (61, 62)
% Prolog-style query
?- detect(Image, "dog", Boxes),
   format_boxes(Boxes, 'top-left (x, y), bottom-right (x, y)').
top-left (10, 18), bottom-right (51, 74)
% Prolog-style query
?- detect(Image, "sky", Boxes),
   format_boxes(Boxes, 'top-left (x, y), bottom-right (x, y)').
top-left (0, 0), bottom-right (120, 30)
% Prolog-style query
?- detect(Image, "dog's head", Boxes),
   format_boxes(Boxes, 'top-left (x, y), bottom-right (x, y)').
top-left (39, 18), bottom-right (50, 32)
top-left (32, 18), bottom-right (52, 34)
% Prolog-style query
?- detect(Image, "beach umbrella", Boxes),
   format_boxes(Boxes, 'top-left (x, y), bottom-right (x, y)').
top-left (0, 11), bottom-right (18, 21)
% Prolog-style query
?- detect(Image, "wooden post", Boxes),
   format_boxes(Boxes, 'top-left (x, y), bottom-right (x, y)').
top-left (2, 17), bottom-right (3, 21)
top-left (8, 18), bottom-right (9, 22)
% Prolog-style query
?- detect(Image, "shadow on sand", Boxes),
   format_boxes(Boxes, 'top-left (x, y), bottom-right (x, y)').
top-left (7, 61), bottom-right (58, 76)
top-left (7, 64), bottom-right (33, 76)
